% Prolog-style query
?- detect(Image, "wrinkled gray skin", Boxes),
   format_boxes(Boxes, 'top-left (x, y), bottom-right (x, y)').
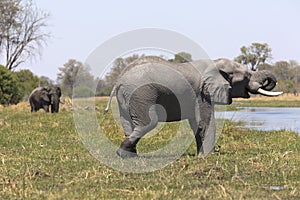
top-left (105, 56), bottom-right (280, 158)
top-left (29, 86), bottom-right (62, 113)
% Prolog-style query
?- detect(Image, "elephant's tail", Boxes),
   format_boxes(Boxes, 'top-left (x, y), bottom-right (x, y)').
top-left (104, 85), bottom-right (117, 114)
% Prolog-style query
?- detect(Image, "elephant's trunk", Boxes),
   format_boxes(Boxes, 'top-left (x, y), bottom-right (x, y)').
top-left (248, 70), bottom-right (282, 96)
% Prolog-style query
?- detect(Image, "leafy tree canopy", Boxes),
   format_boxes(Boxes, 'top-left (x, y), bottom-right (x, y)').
top-left (95, 54), bottom-right (142, 96)
top-left (235, 43), bottom-right (272, 71)
top-left (15, 69), bottom-right (39, 99)
top-left (168, 52), bottom-right (192, 63)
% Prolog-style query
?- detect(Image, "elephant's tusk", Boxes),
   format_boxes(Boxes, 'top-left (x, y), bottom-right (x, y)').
top-left (257, 88), bottom-right (283, 96)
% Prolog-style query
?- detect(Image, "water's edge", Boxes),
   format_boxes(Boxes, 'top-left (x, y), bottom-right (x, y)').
top-left (216, 107), bottom-right (300, 135)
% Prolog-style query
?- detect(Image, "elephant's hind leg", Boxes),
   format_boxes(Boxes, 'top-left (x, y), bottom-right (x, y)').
top-left (117, 106), bottom-right (159, 158)
top-left (119, 107), bottom-right (134, 137)
top-left (29, 100), bottom-right (37, 112)
top-left (30, 104), bottom-right (35, 112)
top-left (117, 86), bottom-right (134, 137)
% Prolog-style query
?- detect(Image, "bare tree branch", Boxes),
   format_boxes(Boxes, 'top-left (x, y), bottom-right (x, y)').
top-left (0, 0), bottom-right (50, 70)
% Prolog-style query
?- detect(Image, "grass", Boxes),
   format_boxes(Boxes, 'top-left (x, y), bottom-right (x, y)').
top-left (0, 99), bottom-right (299, 199)
top-left (233, 93), bottom-right (300, 107)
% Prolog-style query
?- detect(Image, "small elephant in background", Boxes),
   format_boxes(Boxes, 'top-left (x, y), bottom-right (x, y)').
top-left (29, 86), bottom-right (62, 113)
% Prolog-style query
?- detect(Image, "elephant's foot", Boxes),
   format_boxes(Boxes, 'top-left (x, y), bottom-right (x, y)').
top-left (116, 148), bottom-right (138, 158)
top-left (116, 138), bottom-right (138, 158)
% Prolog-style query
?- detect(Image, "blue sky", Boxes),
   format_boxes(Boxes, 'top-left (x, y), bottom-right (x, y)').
top-left (26, 0), bottom-right (300, 80)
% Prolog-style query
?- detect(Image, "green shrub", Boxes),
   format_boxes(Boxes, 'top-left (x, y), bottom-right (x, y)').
top-left (96, 86), bottom-right (113, 96)
top-left (73, 86), bottom-right (95, 98)
top-left (0, 65), bottom-right (22, 105)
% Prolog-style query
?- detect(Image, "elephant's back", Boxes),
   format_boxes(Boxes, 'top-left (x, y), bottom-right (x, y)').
top-left (29, 87), bottom-right (43, 96)
top-left (118, 56), bottom-right (202, 90)
top-left (119, 63), bottom-right (194, 89)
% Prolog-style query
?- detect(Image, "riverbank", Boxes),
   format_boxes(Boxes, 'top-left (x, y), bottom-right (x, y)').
top-left (231, 93), bottom-right (300, 108)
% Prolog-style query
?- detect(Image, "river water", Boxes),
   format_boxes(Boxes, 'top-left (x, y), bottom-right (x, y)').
top-left (216, 107), bottom-right (300, 135)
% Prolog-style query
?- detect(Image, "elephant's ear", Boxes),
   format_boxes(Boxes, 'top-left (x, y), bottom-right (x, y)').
top-left (218, 69), bottom-right (233, 84)
top-left (203, 69), bottom-right (232, 105)
top-left (41, 90), bottom-right (50, 102)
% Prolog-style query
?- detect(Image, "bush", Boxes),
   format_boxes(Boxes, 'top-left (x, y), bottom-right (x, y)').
top-left (0, 65), bottom-right (22, 105)
top-left (73, 86), bottom-right (95, 98)
top-left (277, 80), bottom-right (296, 93)
top-left (96, 86), bottom-right (113, 96)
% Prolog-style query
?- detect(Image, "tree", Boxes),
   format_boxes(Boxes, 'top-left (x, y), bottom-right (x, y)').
top-left (0, 0), bottom-right (50, 70)
top-left (277, 80), bottom-right (296, 94)
top-left (260, 60), bottom-right (300, 94)
top-left (168, 52), bottom-right (192, 63)
top-left (95, 78), bottom-right (109, 96)
top-left (15, 69), bottom-right (39, 99)
top-left (273, 61), bottom-right (294, 81)
top-left (0, 65), bottom-right (22, 105)
top-left (57, 59), bottom-right (95, 97)
top-left (104, 54), bottom-right (141, 86)
top-left (95, 54), bottom-right (142, 96)
top-left (235, 43), bottom-right (272, 71)
top-left (95, 54), bottom-right (139, 95)
top-left (258, 63), bottom-right (273, 71)
top-left (294, 66), bottom-right (300, 85)
top-left (288, 60), bottom-right (299, 68)
top-left (39, 75), bottom-right (54, 87)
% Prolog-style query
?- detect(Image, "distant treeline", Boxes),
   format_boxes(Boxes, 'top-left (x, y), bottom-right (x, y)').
top-left (1, 50), bottom-right (299, 105)
top-left (259, 61), bottom-right (300, 94)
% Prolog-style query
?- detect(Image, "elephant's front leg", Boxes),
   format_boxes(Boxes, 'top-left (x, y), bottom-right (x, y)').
top-left (189, 95), bottom-right (215, 155)
top-left (199, 97), bottom-right (216, 155)
top-left (43, 105), bottom-right (50, 112)
top-left (188, 118), bottom-right (204, 155)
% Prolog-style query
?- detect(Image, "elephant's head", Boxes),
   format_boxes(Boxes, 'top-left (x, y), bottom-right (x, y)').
top-left (213, 58), bottom-right (282, 103)
top-left (41, 86), bottom-right (62, 113)
top-left (197, 60), bottom-right (232, 105)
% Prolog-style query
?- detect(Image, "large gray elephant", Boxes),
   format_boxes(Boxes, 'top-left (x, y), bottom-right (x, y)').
top-left (29, 86), bottom-right (62, 113)
top-left (104, 56), bottom-right (282, 158)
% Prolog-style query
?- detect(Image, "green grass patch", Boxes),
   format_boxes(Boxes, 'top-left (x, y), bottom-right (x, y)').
top-left (0, 101), bottom-right (299, 199)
